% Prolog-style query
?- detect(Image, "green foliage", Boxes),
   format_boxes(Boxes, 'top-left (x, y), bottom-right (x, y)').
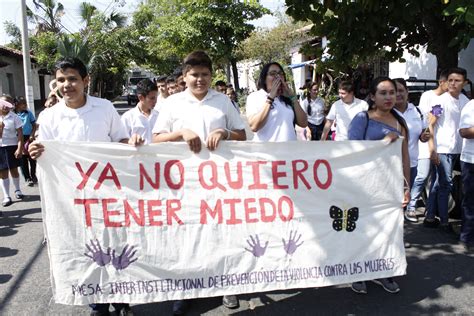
top-left (30, 32), bottom-right (59, 71)
top-left (285, 0), bottom-right (471, 73)
top-left (3, 21), bottom-right (22, 50)
top-left (443, 0), bottom-right (474, 48)
top-left (131, 0), bottom-right (269, 85)
top-left (237, 16), bottom-right (310, 65)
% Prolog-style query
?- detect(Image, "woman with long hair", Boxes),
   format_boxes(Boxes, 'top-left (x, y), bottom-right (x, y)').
top-left (246, 62), bottom-right (307, 141)
top-left (348, 76), bottom-right (410, 295)
top-left (301, 81), bottom-right (325, 140)
top-left (393, 78), bottom-right (430, 222)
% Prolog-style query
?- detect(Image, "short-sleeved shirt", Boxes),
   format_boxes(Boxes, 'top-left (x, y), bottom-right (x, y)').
top-left (460, 100), bottom-right (474, 164)
top-left (16, 110), bottom-right (36, 136)
top-left (152, 89), bottom-right (245, 142)
top-left (0, 111), bottom-right (23, 147)
top-left (121, 106), bottom-right (159, 144)
top-left (300, 97), bottom-right (325, 125)
top-left (432, 92), bottom-right (469, 154)
top-left (37, 95), bottom-right (128, 142)
top-left (395, 103), bottom-right (426, 167)
top-left (246, 89), bottom-right (296, 142)
top-left (348, 111), bottom-right (401, 141)
top-left (326, 98), bottom-right (368, 141)
top-left (417, 90), bottom-right (438, 159)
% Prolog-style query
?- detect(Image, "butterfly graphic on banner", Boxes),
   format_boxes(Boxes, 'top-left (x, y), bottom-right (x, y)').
top-left (329, 205), bottom-right (359, 232)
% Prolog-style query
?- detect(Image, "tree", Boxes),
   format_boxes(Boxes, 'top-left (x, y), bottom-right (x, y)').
top-left (237, 15), bottom-right (310, 65)
top-left (28, 0), bottom-right (65, 34)
top-left (285, 0), bottom-right (473, 74)
top-left (132, 0), bottom-right (269, 89)
top-left (3, 21), bottom-right (22, 50)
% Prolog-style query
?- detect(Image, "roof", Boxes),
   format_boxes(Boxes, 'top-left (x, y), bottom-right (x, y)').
top-left (0, 45), bottom-right (36, 62)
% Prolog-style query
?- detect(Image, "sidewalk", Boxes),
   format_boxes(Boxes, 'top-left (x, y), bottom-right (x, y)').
top-left (1, 185), bottom-right (473, 315)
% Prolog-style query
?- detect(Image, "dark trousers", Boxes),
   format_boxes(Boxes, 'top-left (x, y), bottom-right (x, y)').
top-left (307, 121), bottom-right (325, 140)
top-left (90, 303), bottom-right (129, 312)
top-left (460, 161), bottom-right (474, 244)
top-left (20, 135), bottom-right (36, 182)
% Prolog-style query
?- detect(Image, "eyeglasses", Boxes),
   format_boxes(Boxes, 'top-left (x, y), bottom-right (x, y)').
top-left (268, 71), bottom-right (285, 77)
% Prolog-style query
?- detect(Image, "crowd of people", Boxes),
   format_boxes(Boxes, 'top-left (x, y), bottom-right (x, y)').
top-left (0, 50), bottom-right (472, 315)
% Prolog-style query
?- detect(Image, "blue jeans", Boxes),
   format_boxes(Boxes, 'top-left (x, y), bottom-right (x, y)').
top-left (407, 159), bottom-right (431, 211)
top-left (460, 162), bottom-right (474, 244)
top-left (426, 154), bottom-right (459, 224)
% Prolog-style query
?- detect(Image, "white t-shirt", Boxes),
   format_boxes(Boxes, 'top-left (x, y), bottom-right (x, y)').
top-left (460, 99), bottom-right (474, 163)
top-left (395, 103), bottom-right (426, 167)
top-left (37, 95), bottom-right (128, 142)
top-left (0, 111), bottom-right (23, 147)
top-left (326, 97), bottom-right (368, 141)
top-left (152, 89), bottom-right (245, 142)
top-left (417, 90), bottom-right (439, 159)
top-left (246, 89), bottom-right (297, 142)
top-left (121, 106), bottom-right (159, 144)
top-left (300, 97), bottom-right (325, 125)
top-left (433, 92), bottom-right (469, 154)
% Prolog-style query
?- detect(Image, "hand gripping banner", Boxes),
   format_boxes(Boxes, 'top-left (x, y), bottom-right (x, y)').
top-left (37, 140), bottom-right (406, 305)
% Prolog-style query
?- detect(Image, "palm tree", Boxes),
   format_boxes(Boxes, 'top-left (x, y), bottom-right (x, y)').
top-left (28, 0), bottom-right (65, 34)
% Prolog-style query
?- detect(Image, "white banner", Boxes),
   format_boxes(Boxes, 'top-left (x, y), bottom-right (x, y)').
top-left (38, 140), bottom-right (406, 305)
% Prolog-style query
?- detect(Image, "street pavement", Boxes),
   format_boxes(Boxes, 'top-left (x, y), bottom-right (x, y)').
top-left (1, 180), bottom-right (473, 315)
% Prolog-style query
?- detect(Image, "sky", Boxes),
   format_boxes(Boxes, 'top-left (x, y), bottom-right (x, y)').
top-left (0, 0), bottom-right (286, 46)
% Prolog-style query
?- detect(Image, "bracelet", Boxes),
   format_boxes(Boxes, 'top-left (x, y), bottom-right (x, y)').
top-left (266, 96), bottom-right (274, 102)
top-left (289, 95), bottom-right (297, 101)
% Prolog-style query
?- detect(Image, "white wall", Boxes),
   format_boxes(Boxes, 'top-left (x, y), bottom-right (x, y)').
top-left (233, 60), bottom-right (259, 92)
top-left (389, 39), bottom-right (474, 85)
top-left (290, 51), bottom-right (306, 91)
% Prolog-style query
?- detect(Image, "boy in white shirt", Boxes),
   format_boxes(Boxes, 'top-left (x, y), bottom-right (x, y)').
top-left (321, 80), bottom-right (368, 141)
top-left (29, 57), bottom-right (141, 316)
top-left (121, 78), bottom-right (159, 144)
top-left (459, 99), bottom-right (474, 251)
top-left (152, 50), bottom-right (246, 313)
top-left (425, 67), bottom-right (469, 233)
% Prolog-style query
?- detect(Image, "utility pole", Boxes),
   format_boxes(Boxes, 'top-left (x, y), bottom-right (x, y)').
top-left (20, 0), bottom-right (35, 114)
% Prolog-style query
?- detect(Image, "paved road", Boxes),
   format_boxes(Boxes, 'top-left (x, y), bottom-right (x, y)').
top-left (1, 181), bottom-right (473, 315)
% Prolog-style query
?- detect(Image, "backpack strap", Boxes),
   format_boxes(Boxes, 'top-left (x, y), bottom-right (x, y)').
top-left (363, 111), bottom-right (369, 140)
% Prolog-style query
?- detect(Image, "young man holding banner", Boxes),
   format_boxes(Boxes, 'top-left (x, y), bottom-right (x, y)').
top-left (29, 57), bottom-right (142, 316)
top-left (152, 50), bottom-right (246, 313)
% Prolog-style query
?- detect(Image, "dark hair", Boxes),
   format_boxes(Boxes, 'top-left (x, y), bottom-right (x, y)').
top-left (156, 75), bottom-right (167, 83)
top-left (54, 57), bottom-right (88, 79)
top-left (393, 78), bottom-right (408, 91)
top-left (338, 80), bottom-right (354, 93)
top-left (182, 51), bottom-right (213, 74)
top-left (368, 76), bottom-right (408, 135)
top-left (215, 80), bottom-right (226, 87)
top-left (136, 78), bottom-right (158, 97)
top-left (447, 67), bottom-right (467, 81)
top-left (15, 96), bottom-right (27, 105)
top-left (166, 76), bottom-right (176, 84)
top-left (257, 62), bottom-right (293, 112)
top-left (438, 69), bottom-right (449, 81)
top-left (306, 82), bottom-right (319, 115)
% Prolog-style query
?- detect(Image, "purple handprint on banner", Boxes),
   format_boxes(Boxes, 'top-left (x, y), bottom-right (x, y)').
top-left (244, 234), bottom-right (268, 258)
top-left (282, 230), bottom-right (303, 255)
top-left (112, 244), bottom-right (138, 270)
top-left (84, 239), bottom-right (111, 266)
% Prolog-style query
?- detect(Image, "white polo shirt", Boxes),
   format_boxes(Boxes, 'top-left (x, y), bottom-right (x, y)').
top-left (460, 99), bottom-right (474, 164)
top-left (0, 111), bottom-right (23, 147)
top-left (37, 95), bottom-right (128, 142)
top-left (326, 97), bottom-right (368, 141)
top-left (417, 90), bottom-right (438, 159)
top-left (394, 103), bottom-right (426, 167)
top-left (246, 89), bottom-right (296, 142)
top-left (433, 92), bottom-right (469, 154)
top-left (121, 106), bottom-right (159, 144)
top-left (152, 89), bottom-right (245, 142)
top-left (300, 97), bottom-right (325, 125)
